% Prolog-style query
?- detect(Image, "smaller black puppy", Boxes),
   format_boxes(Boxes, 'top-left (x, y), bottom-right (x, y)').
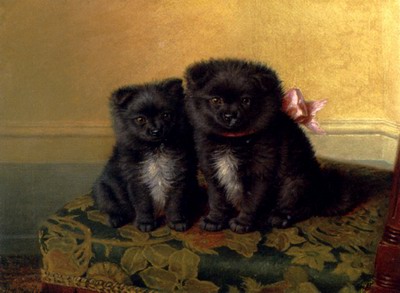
top-left (93, 78), bottom-right (196, 232)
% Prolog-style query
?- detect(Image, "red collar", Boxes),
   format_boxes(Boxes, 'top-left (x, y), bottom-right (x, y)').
top-left (219, 129), bottom-right (257, 138)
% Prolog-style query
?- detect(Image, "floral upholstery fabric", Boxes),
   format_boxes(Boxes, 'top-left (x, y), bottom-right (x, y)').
top-left (39, 164), bottom-right (392, 293)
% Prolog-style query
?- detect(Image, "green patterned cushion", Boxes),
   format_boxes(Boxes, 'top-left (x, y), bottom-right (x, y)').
top-left (39, 164), bottom-right (391, 293)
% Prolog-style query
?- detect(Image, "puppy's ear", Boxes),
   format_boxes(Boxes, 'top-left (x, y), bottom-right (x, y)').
top-left (160, 78), bottom-right (184, 98)
top-left (252, 67), bottom-right (282, 94)
top-left (185, 62), bottom-right (213, 91)
top-left (110, 86), bottom-right (138, 109)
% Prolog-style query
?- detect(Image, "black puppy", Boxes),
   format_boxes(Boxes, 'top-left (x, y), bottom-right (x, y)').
top-left (93, 78), bottom-right (196, 232)
top-left (184, 58), bottom-right (360, 233)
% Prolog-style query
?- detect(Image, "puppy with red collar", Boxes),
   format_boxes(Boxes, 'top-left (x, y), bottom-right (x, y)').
top-left (184, 58), bottom-right (354, 233)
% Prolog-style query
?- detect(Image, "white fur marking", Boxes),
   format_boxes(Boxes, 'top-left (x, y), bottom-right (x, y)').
top-left (213, 148), bottom-right (242, 206)
top-left (140, 150), bottom-right (179, 216)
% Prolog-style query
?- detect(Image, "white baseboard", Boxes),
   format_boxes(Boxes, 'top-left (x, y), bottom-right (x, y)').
top-left (0, 121), bottom-right (113, 137)
top-left (308, 119), bottom-right (399, 164)
top-left (318, 119), bottom-right (399, 139)
top-left (0, 119), bottom-right (398, 163)
top-left (0, 121), bottom-right (115, 163)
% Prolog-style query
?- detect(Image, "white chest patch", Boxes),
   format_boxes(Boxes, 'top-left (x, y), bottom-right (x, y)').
top-left (140, 150), bottom-right (179, 215)
top-left (212, 148), bottom-right (242, 206)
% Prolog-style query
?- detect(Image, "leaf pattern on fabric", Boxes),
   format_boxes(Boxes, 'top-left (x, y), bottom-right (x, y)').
top-left (118, 225), bottom-right (151, 242)
top-left (241, 277), bottom-right (267, 292)
top-left (171, 226), bottom-right (224, 255)
top-left (142, 244), bottom-right (177, 268)
top-left (118, 225), bottom-right (175, 246)
top-left (286, 243), bottom-right (337, 271)
top-left (236, 268), bottom-right (322, 293)
top-left (224, 230), bottom-right (261, 258)
top-left (172, 226), bottom-right (261, 257)
top-left (265, 227), bottom-right (307, 252)
top-left (139, 267), bottom-right (177, 292)
top-left (40, 215), bottom-right (92, 277)
top-left (137, 248), bottom-right (219, 292)
top-left (87, 262), bottom-right (132, 285)
top-left (183, 279), bottom-right (219, 293)
top-left (333, 252), bottom-right (373, 281)
top-left (169, 248), bottom-right (200, 281)
top-left (150, 225), bottom-right (172, 238)
top-left (283, 266), bottom-right (309, 285)
top-left (87, 210), bottom-right (109, 226)
top-left (240, 277), bottom-right (291, 292)
top-left (120, 247), bottom-right (147, 275)
top-left (283, 265), bottom-right (321, 292)
top-left (296, 194), bottom-right (388, 253)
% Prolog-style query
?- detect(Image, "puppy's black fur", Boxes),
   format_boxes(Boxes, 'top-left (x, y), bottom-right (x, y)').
top-left (93, 78), bottom-right (197, 232)
top-left (184, 58), bottom-right (363, 233)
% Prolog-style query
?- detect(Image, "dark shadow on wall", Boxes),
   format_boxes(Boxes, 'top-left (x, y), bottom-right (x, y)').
top-left (0, 163), bottom-right (103, 255)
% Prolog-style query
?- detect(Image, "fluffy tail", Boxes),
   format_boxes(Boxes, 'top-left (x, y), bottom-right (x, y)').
top-left (316, 158), bottom-right (393, 217)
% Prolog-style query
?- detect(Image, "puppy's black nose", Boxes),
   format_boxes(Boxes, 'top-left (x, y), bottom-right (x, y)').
top-left (223, 113), bottom-right (232, 121)
top-left (222, 112), bottom-right (237, 122)
top-left (150, 129), bottom-right (161, 137)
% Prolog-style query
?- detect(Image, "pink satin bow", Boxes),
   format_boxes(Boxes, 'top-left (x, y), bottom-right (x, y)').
top-left (282, 88), bottom-right (328, 134)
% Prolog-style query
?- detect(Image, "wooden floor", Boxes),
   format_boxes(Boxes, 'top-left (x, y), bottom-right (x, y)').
top-left (0, 255), bottom-right (42, 292)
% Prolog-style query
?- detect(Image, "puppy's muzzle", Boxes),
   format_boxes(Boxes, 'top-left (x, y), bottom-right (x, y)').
top-left (222, 112), bottom-right (239, 127)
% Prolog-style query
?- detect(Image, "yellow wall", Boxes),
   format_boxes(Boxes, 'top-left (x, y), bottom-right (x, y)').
top-left (1, 0), bottom-right (399, 163)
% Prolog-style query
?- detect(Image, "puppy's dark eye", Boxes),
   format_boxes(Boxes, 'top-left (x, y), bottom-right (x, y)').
top-left (162, 112), bottom-right (172, 120)
top-left (210, 97), bottom-right (223, 105)
top-left (134, 116), bottom-right (147, 125)
top-left (241, 96), bottom-right (251, 106)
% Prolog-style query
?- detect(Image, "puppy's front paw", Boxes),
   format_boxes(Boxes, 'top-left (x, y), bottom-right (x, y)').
top-left (169, 220), bottom-right (188, 232)
top-left (229, 218), bottom-right (253, 234)
top-left (136, 221), bottom-right (157, 232)
top-left (199, 217), bottom-right (225, 232)
top-left (267, 213), bottom-right (292, 228)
